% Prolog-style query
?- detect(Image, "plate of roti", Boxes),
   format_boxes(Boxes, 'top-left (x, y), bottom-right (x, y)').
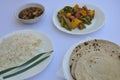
top-left (63, 39), bottom-right (120, 80)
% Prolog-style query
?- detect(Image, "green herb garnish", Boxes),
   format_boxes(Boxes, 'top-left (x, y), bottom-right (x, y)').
top-left (3, 56), bottom-right (50, 79)
top-left (0, 50), bottom-right (53, 75)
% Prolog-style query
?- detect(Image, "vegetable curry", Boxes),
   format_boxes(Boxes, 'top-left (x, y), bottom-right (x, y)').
top-left (57, 4), bottom-right (95, 31)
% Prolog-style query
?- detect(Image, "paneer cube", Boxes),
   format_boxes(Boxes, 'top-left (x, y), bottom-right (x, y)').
top-left (71, 18), bottom-right (82, 29)
top-left (88, 10), bottom-right (95, 18)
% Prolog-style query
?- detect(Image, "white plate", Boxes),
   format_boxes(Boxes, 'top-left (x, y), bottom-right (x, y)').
top-left (0, 30), bottom-right (53, 80)
top-left (53, 4), bottom-right (105, 35)
top-left (62, 38), bottom-right (120, 80)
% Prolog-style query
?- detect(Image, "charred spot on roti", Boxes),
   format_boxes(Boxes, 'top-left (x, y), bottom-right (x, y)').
top-left (89, 65), bottom-right (92, 67)
top-left (78, 45), bottom-right (81, 49)
top-left (97, 49), bottom-right (100, 51)
top-left (72, 59), bottom-right (75, 61)
top-left (89, 59), bottom-right (97, 64)
top-left (88, 51), bottom-right (90, 53)
top-left (95, 49), bottom-right (100, 51)
top-left (112, 51), bottom-right (115, 53)
top-left (89, 59), bottom-right (94, 63)
top-left (76, 53), bottom-right (81, 57)
top-left (94, 39), bottom-right (97, 42)
top-left (93, 43), bottom-right (99, 47)
top-left (70, 64), bottom-right (72, 69)
top-left (89, 44), bottom-right (92, 47)
top-left (110, 54), bottom-right (113, 56)
top-left (72, 75), bottom-right (77, 80)
top-left (96, 43), bottom-right (99, 46)
top-left (75, 50), bottom-right (78, 52)
top-left (84, 42), bottom-right (88, 46)
top-left (118, 56), bottom-right (120, 59)
top-left (74, 45), bottom-right (81, 53)
top-left (93, 43), bottom-right (96, 46)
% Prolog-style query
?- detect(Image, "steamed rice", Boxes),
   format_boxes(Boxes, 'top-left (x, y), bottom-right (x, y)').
top-left (0, 31), bottom-right (43, 71)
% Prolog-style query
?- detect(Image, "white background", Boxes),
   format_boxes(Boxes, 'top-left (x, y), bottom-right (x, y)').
top-left (0, 0), bottom-right (120, 80)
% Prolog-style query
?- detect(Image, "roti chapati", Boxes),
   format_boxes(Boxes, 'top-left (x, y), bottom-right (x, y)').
top-left (69, 39), bottom-right (120, 80)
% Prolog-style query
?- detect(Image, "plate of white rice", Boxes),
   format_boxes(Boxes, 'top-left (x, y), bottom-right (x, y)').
top-left (0, 30), bottom-right (53, 80)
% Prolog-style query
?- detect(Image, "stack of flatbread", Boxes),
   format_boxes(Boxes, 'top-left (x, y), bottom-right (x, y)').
top-left (69, 39), bottom-right (120, 80)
